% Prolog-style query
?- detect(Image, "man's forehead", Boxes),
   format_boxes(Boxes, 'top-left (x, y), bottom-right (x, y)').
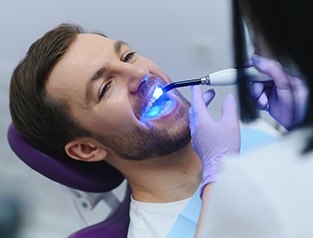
top-left (58, 34), bottom-right (114, 66)
top-left (76, 33), bottom-right (129, 48)
top-left (75, 33), bottom-right (114, 47)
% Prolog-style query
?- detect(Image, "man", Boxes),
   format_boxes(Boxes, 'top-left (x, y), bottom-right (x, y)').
top-left (11, 23), bottom-right (266, 237)
top-left (10, 23), bottom-right (206, 237)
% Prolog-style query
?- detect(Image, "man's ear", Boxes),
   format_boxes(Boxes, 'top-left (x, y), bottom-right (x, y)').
top-left (64, 138), bottom-right (108, 162)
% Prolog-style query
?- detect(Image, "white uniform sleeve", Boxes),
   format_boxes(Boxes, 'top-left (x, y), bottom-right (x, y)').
top-left (203, 159), bottom-right (289, 238)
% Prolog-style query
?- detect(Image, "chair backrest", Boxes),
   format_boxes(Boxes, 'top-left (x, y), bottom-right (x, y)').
top-left (68, 186), bottom-right (131, 238)
top-left (7, 123), bottom-right (130, 238)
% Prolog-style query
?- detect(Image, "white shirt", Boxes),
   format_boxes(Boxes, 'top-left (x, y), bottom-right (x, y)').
top-left (127, 196), bottom-right (191, 238)
top-left (204, 128), bottom-right (313, 238)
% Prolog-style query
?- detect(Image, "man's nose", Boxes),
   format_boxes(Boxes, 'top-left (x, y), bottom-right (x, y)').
top-left (122, 64), bottom-right (149, 94)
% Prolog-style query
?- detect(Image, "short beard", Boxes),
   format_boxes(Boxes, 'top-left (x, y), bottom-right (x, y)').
top-left (95, 106), bottom-right (191, 161)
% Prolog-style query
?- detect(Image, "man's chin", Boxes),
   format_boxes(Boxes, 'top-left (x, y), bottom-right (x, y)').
top-left (116, 128), bottom-right (191, 161)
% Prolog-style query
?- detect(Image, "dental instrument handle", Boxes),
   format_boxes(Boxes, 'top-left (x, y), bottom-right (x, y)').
top-left (208, 67), bottom-right (271, 85)
top-left (163, 67), bottom-right (272, 93)
top-left (162, 78), bottom-right (202, 92)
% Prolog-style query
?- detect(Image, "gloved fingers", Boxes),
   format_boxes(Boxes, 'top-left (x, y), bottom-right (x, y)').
top-left (221, 94), bottom-right (239, 125)
top-left (251, 82), bottom-right (270, 110)
top-left (202, 88), bottom-right (216, 107)
top-left (252, 54), bottom-right (290, 90)
top-left (244, 58), bottom-right (254, 67)
top-left (250, 82), bottom-right (264, 99)
top-left (256, 91), bottom-right (269, 110)
top-left (190, 86), bottom-right (214, 119)
top-left (189, 86), bottom-right (215, 136)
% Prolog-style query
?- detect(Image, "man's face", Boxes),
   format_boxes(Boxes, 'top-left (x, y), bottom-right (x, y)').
top-left (46, 34), bottom-right (191, 160)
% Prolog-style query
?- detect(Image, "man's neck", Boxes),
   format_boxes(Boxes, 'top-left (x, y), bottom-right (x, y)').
top-left (117, 143), bottom-right (202, 203)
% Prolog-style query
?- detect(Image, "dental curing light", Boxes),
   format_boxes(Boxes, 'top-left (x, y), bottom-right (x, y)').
top-left (160, 66), bottom-right (272, 97)
top-left (142, 66), bottom-right (272, 120)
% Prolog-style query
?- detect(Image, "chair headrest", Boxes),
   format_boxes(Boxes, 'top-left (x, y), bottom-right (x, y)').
top-left (7, 123), bottom-right (124, 192)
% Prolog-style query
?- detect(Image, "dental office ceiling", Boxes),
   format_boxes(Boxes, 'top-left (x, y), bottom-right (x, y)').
top-left (0, 0), bottom-right (232, 153)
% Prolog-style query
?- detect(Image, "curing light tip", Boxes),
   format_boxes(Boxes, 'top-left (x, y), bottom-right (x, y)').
top-left (151, 86), bottom-right (164, 101)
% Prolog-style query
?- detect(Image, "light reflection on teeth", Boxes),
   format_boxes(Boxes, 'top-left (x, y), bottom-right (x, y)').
top-left (142, 99), bottom-right (175, 119)
top-left (140, 83), bottom-right (176, 121)
top-left (145, 97), bottom-right (157, 112)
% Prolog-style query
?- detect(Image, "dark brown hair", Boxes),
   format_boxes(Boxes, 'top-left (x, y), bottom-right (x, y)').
top-left (233, 0), bottom-right (313, 151)
top-left (9, 23), bottom-right (93, 160)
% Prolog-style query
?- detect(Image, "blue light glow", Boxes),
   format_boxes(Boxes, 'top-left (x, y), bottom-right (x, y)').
top-left (144, 105), bottom-right (164, 118)
top-left (140, 85), bottom-right (175, 121)
top-left (152, 86), bottom-right (163, 100)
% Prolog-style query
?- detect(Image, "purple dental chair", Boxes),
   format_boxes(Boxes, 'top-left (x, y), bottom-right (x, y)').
top-left (7, 123), bottom-right (131, 238)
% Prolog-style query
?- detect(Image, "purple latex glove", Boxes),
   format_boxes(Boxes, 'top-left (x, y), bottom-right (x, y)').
top-left (251, 55), bottom-right (308, 130)
top-left (189, 86), bottom-right (240, 198)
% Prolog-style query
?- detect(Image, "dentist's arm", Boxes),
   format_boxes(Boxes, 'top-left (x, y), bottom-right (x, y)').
top-left (189, 86), bottom-right (240, 197)
top-left (251, 55), bottom-right (308, 130)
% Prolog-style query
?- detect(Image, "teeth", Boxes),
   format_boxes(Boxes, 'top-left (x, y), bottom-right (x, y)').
top-left (143, 99), bottom-right (173, 119)
top-left (146, 101), bottom-right (153, 109)
top-left (145, 93), bottom-right (158, 112)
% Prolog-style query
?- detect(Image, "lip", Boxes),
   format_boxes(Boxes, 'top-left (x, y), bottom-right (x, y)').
top-left (139, 82), bottom-right (179, 121)
top-left (134, 76), bottom-right (176, 120)
top-left (135, 77), bottom-right (162, 109)
top-left (141, 97), bottom-right (178, 121)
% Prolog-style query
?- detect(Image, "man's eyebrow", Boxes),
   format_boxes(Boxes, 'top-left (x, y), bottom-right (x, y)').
top-left (85, 67), bottom-right (106, 104)
top-left (115, 40), bottom-right (129, 54)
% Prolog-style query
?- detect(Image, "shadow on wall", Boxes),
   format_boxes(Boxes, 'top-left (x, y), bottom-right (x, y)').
top-left (0, 195), bottom-right (23, 238)
top-left (1, 59), bottom-right (13, 158)
top-left (0, 61), bottom-right (23, 238)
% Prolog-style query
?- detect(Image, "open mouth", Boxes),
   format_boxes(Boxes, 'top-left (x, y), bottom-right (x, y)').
top-left (140, 86), bottom-right (177, 120)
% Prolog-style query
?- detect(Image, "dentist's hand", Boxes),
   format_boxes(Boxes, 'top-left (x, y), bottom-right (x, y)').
top-left (189, 86), bottom-right (240, 198)
top-left (251, 55), bottom-right (308, 129)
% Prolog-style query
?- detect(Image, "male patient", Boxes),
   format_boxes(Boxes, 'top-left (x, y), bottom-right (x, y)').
top-left (9, 24), bottom-right (240, 237)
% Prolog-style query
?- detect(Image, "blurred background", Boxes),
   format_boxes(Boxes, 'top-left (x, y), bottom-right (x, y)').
top-left (0, 0), bottom-right (262, 237)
